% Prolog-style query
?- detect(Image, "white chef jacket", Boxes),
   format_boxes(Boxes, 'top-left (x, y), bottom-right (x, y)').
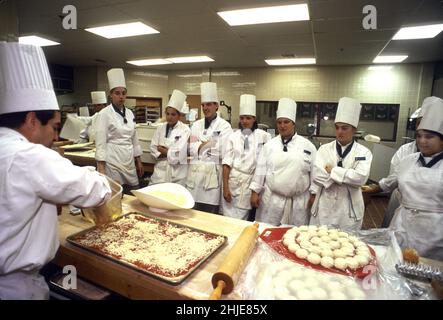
top-left (150, 121), bottom-right (191, 186)
top-left (389, 152), bottom-right (443, 260)
top-left (221, 128), bottom-right (271, 219)
top-left (186, 116), bottom-right (233, 206)
top-left (310, 140), bottom-right (372, 231)
top-left (77, 111), bottom-right (102, 143)
top-left (95, 104), bottom-right (143, 186)
top-left (249, 133), bottom-right (317, 226)
top-left (0, 127), bottom-right (111, 299)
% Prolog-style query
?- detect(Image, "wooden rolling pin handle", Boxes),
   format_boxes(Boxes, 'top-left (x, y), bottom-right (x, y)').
top-left (209, 280), bottom-right (226, 300)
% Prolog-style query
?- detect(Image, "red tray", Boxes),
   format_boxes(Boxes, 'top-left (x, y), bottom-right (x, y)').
top-left (260, 227), bottom-right (377, 279)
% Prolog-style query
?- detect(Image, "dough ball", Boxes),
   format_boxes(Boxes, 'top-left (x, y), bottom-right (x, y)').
top-left (300, 240), bottom-right (312, 250)
top-left (320, 235), bottom-right (331, 242)
top-left (333, 249), bottom-right (346, 258)
top-left (348, 235), bottom-right (359, 243)
top-left (304, 276), bottom-right (320, 288)
top-left (273, 287), bottom-right (292, 300)
top-left (309, 246), bottom-right (322, 256)
top-left (317, 229), bottom-right (329, 237)
top-left (319, 242), bottom-right (332, 250)
top-left (354, 240), bottom-right (367, 248)
top-left (283, 237), bottom-right (293, 247)
top-left (321, 248), bottom-right (334, 257)
top-left (355, 254), bottom-right (370, 267)
top-left (338, 231), bottom-right (349, 238)
top-left (288, 279), bottom-right (306, 293)
top-left (321, 256), bottom-right (334, 268)
top-left (329, 291), bottom-right (347, 300)
top-left (347, 287), bottom-right (366, 300)
top-left (307, 225), bottom-right (318, 231)
top-left (277, 270), bottom-right (293, 281)
top-left (297, 235), bottom-right (310, 244)
top-left (296, 248), bottom-right (309, 259)
top-left (273, 276), bottom-right (288, 288)
top-left (334, 257), bottom-right (348, 270)
top-left (298, 225), bottom-right (309, 232)
top-left (329, 240), bottom-right (341, 249)
top-left (307, 252), bottom-right (321, 265)
top-left (325, 280), bottom-right (343, 292)
top-left (306, 230), bottom-right (318, 238)
top-left (328, 233), bottom-right (339, 241)
top-left (311, 287), bottom-right (328, 300)
top-left (341, 241), bottom-right (355, 250)
top-left (341, 247), bottom-right (355, 257)
top-left (288, 243), bottom-right (300, 253)
top-left (345, 257), bottom-right (359, 270)
top-left (310, 236), bottom-right (322, 245)
top-left (295, 288), bottom-right (314, 300)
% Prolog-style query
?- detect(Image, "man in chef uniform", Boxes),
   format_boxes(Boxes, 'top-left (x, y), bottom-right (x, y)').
top-left (389, 97), bottom-right (443, 260)
top-left (77, 91), bottom-right (108, 143)
top-left (0, 42), bottom-right (112, 299)
top-left (221, 94), bottom-right (271, 220)
top-left (150, 90), bottom-right (191, 185)
top-left (186, 82), bottom-right (233, 214)
top-left (249, 98), bottom-right (317, 226)
top-left (95, 68), bottom-right (144, 194)
top-left (310, 97), bottom-right (373, 231)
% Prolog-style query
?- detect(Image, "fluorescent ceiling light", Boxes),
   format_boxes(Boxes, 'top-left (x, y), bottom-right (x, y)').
top-left (85, 22), bottom-right (159, 39)
top-left (368, 66), bottom-right (392, 70)
top-left (126, 59), bottom-right (172, 66)
top-left (218, 4), bottom-right (309, 26)
top-left (393, 23), bottom-right (443, 40)
top-left (18, 36), bottom-right (60, 47)
top-left (373, 55), bottom-right (408, 63)
top-left (265, 58), bottom-right (316, 65)
top-left (166, 56), bottom-right (214, 63)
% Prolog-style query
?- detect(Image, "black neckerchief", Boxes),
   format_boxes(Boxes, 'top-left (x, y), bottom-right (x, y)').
top-left (204, 115), bottom-right (217, 129)
top-left (336, 140), bottom-right (354, 167)
top-left (165, 123), bottom-right (176, 138)
top-left (112, 104), bottom-right (127, 124)
top-left (418, 151), bottom-right (443, 168)
top-left (281, 134), bottom-right (294, 152)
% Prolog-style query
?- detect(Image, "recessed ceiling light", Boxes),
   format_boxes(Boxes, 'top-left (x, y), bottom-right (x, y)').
top-left (393, 23), bottom-right (443, 40)
top-left (18, 36), bottom-right (60, 47)
top-left (265, 58), bottom-right (316, 65)
top-left (126, 59), bottom-right (172, 66)
top-left (218, 4), bottom-right (309, 26)
top-left (166, 56), bottom-right (214, 63)
top-left (368, 66), bottom-right (392, 70)
top-left (85, 22), bottom-right (159, 39)
top-left (373, 55), bottom-right (408, 63)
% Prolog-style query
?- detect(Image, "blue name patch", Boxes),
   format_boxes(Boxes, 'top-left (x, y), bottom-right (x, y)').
top-left (355, 157), bottom-right (366, 161)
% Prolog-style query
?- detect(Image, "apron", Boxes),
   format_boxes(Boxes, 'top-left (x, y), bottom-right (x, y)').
top-left (106, 141), bottom-right (138, 186)
top-left (391, 159), bottom-right (443, 260)
top-left (0, 271), bottom-right (49, 300)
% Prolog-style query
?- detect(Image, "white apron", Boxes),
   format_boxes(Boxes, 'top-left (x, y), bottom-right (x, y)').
top-left (222, 168), bottom-right (253, 220)
top-left (391, 154), bottom-right (443, 260)
top-left (0, 272), bottom-right (48, 300)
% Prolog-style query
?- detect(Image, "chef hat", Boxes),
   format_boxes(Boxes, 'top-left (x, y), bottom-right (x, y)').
top-left (181, 101), bottom-right (190, 114)
top-left (335, 97), bottom-right (362, 128)
top-left (417, 96), bottom-right (443, 135)
top-left (107, 68), bottom-right (126, 91)
top-left (418, 96), bottom-right (441, 118)
top-left (276, 98), bottom-right (297, 122)
top-left (167, 89), bottom-right (187, 113)
top-left (79, 106), bottom-right (90, 117)
top-left (91, 91), bottom-right (107, 105)
top-left (200, 82), bottom-right (219, 104)
top-left (239, 94), bottom-right (256, 117)
top-left (0, 42), bottom-right (58, 115)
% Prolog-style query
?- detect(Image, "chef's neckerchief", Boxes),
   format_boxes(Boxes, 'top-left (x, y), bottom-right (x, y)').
top-left (281, 134), bottom-right (294, 152)
top-left (204, 115), bottom-right (217, 129)
top-left (336, 140), bottom-right (354, 167)
top-left (418, 151), bottom-right (443, 168)
top-left (112, 104), bottom-right (127, 124)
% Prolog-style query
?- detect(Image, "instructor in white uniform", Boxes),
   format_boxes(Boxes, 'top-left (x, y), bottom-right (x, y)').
top-left (95, 68), bottom-right (144, 193)
top-left (150, 90), bottom-right (191, 185)
top-left (187, 82), bottom-right (233, 214)
top-left (250, 98), bottom-right (317, 226)
top-left (222, 94), bottom-right (271, 220)
top-left (0, 42), bottom-right (111, 300)
top-left (387, 97), bottom-right (443, 260)
top-left (310, 97), bottom-right (372, 231)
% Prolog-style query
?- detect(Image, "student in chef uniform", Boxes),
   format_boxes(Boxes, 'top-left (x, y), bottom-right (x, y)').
top-left (249, 98), bottom-right (317, 226)
top-left (0, 42), bottom-right (112, 300)
top-left (150, 90), bottom-right (191, 186)
top-left (221, 94), bottom-right (272, 220)
top-left (95, 68), bottom-right (144, 193)
top-left (310, 97), bottom-right (373, 231)
top-left (77, 91), bottom-right (108, 143)
top-left (187, 82), bottom-right (233, 214)
top-left (376, 97), bottom-right (436, 227)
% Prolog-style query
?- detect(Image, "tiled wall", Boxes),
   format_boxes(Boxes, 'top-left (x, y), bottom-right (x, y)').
top-left (60, 63), bottom-right (435, 148)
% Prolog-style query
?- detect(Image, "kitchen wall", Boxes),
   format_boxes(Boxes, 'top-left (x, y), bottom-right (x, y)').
top-left (61, 63), bottom-right (435, 148)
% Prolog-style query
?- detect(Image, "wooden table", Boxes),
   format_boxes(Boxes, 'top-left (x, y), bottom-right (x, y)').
top-left (54, 195), bottom-right (251, 300)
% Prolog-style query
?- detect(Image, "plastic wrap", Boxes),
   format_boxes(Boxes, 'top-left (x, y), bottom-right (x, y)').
top-left (232, 227), bottom-right (438, 300)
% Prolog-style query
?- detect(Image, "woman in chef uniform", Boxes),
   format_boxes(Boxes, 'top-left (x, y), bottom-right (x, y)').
top-left (386, 97), bottom-right (443, 260)
top-left (221, 94), bottom-right (271, 220)
top-left (77, 91), bottom-right (107, 143)
top-left (95, 68), bottom-right (144, 193)
top-left (310, 97), bottom-right (373, 231)
top-left (150, 90), bottom-right (191, 185)
top-left (249, 98), bottom-right (317, 226)
top-left (0, 42), bottom-right (112, 299)
top-left (186, 82), bottom-right (233, 214)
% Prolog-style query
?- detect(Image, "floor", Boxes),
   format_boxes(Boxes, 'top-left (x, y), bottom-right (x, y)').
top-left (362, 194), bottom-right (389, 229)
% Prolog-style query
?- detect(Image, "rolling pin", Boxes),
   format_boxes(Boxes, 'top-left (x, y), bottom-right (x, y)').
top-left (209, 223), bottom-right (259, 300)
